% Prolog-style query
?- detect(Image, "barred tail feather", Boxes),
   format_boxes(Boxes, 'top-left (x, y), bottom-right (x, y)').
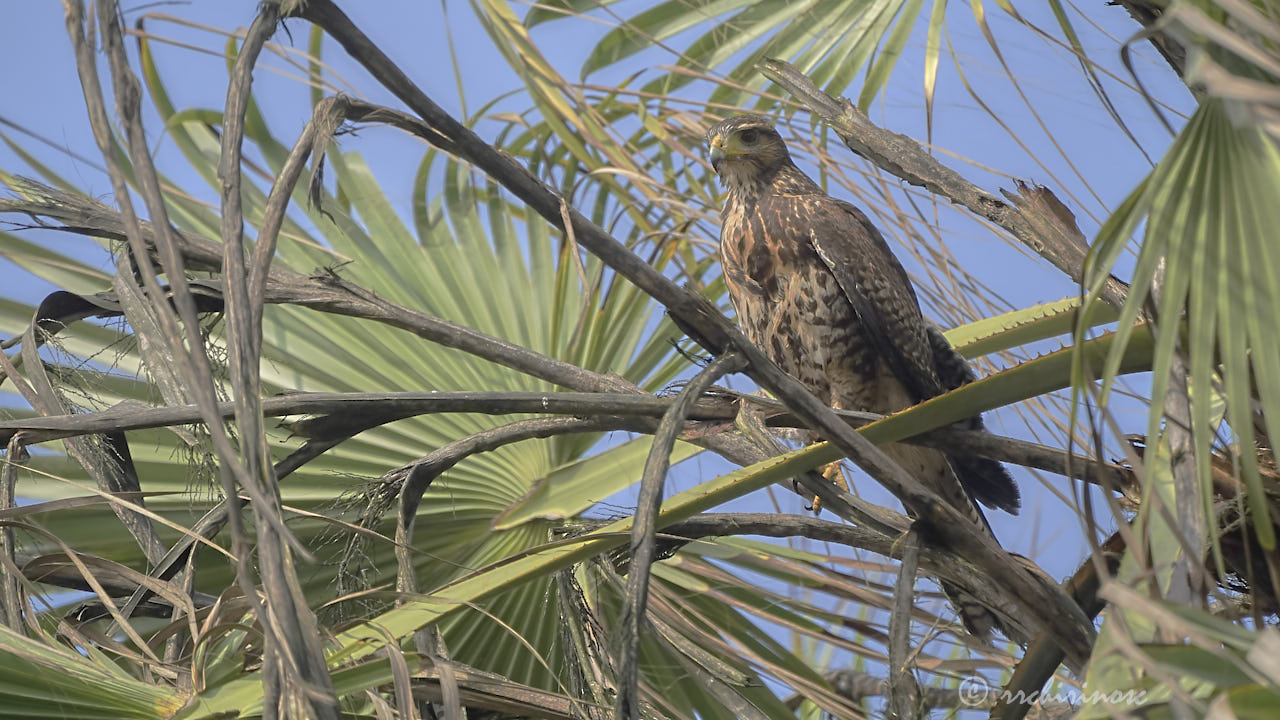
top-left (951, 452), bottom-right (1021, 515)
top-left (924, 325), bottom-right (1021, 514)
top-left (942, 580), bottom-right (999, 640)
top-left (881, 442), bottom-right (1020, 642)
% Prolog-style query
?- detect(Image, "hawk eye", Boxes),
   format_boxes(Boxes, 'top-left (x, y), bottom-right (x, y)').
top-left (739, 129), bottom-right (759, 144)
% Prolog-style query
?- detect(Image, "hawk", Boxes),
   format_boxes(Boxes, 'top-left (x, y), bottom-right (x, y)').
top-left (706, 114), bottom-right (1020, 639)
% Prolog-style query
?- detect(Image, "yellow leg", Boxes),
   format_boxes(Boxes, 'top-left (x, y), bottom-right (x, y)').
top-left (810, 461), bottom-right (850, 513)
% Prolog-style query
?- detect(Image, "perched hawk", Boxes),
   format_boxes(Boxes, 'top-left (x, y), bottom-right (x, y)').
top-left (706, 114), bottom-right (1020, 639)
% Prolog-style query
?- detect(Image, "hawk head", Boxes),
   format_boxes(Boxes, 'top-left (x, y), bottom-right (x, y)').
top-left (706, 114), bottom-right (792, 191)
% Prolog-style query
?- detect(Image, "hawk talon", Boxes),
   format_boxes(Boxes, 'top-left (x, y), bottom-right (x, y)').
top-left (809, 461), bottom-right (848, 514)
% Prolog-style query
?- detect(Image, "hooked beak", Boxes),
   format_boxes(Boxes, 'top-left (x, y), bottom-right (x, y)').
top-left (708, 134), bottom-right (726, 171)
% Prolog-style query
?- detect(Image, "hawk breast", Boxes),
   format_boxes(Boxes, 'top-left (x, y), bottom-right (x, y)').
top-left (719, 196), bottom-right (875, 409)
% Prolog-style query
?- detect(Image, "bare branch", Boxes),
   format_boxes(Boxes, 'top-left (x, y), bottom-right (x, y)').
top-left (1, 435), bottom-right (25, 631)
top-left (821, 671), bottom-right (967, 710)
top-left (616, 352), bottom-right (744, 720)
top-left (215, 4), bottom-right (345, 711)
top-left (0, 183), bottom-right (630, 396)
top-left (57, 0), bottom-right (189, 567)
top-left (0, 390), bottom-right (1132, 494)
top-left (1111, 1), bottom-right (1189, 80)
top-left (642, 512), bottom-right (1044, 644)
top-left (409, 658), bottom-right (586, 720)
top-left (0, 391), bottom-right (719, 444)
top-left (993, 531), bottom-right (1124, 720)
top-left (389, 415), bottom-right (653, 597)
top-left (0, 314), bottom-right (165, 564)
top-left (16, 552), bottom-right (216, 613)
top-left (113, 443), bottom-right (340, 626)
top-left (888, 529), bottom-right (923, 720)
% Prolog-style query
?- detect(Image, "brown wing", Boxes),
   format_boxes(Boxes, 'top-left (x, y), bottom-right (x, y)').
top-left (779, 193), bottom-right (1022, 514)
top-left (792, 196), bottom-right (945, 404)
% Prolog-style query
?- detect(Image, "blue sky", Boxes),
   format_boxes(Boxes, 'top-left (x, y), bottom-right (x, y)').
top-left (0, 0), bottom-right (1193, 644)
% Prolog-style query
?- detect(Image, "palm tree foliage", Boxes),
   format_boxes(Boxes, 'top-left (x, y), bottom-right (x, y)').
top-left (0, 0), bottom-right (1278, 718)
